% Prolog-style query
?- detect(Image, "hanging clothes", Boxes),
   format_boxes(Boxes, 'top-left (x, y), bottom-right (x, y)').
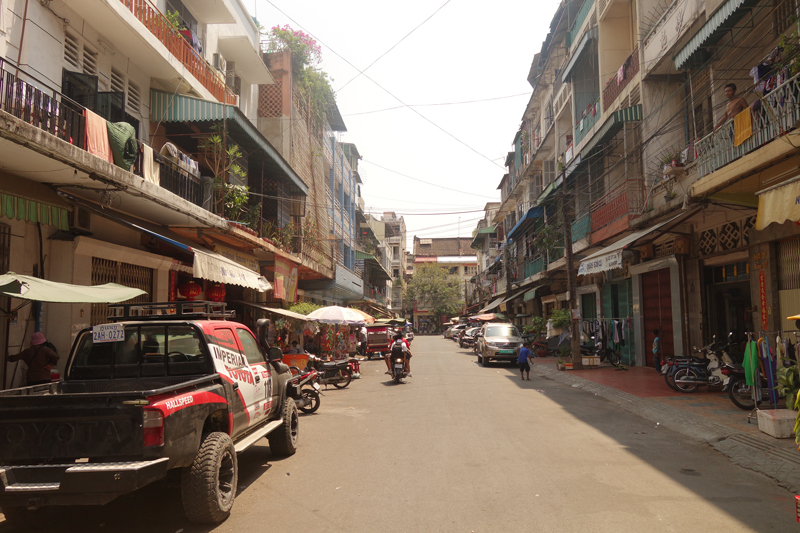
top-left (84, 109), bottom-right (113, 164)
top-left (733, 107), bottom-right (752, 147)
top-left (743, 340), bottom-right (758, 386)
top-left (142, 144), bottom-right (160, 185)
top-left (775, 335), bottom-right (785, 369)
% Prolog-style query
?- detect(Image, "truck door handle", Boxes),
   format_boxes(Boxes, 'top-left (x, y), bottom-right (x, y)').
top-left (255, 374), bottom-right (261, 383)
top-left (232, 382), bottom-right (239, 390)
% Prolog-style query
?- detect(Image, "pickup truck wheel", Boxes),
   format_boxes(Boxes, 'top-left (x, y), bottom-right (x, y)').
top-left (268, 399), bottom-right (299, 456)
top-left (181, 432), bottom-right (238, 524)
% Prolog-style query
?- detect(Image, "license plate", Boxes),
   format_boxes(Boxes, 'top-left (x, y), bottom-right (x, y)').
top-left (312, 382), bottom-right (320, 391)
top-left (498, 350), bottom-right (514, 354)
top-left (394, 363), bottom-right (404, 369)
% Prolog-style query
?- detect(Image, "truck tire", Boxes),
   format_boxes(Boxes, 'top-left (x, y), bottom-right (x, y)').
top-left (181, 432), bottom-right (238, 524)
top-left (268, 399), bottom-right (299, 456)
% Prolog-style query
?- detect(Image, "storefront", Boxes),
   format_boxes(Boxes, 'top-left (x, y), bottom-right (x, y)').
top-left (631, 256), bottom-right (684, 365)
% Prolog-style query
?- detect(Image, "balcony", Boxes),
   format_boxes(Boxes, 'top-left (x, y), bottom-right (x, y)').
top-left (574, 99), bottom-right (601, 145)
top-left (567, 0), bottom-right (595, 47)
top-left (523, 256), bottom-right (546, 278)
top-left (571, 213), bottom-right (591, 243)
top-left (603, 48), bottom-right (639, 112)
top-left (64, 0), bottom-right (236, 104)
top-left (696, 71), bottom-right (800, 179)
top-left (0, 60), bottom-right (210, 211)
top-left (590, 179), bottom-right (645, 242)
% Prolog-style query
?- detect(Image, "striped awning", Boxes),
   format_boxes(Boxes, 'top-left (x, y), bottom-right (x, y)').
top-left (0, 193), bottom-right (69, 230)
top-left (580, 105), bottom-right (642, 160)
top-left (673, 0), bottom-right (760, 71)
top-left (150, 90), bottom-right (308, 195)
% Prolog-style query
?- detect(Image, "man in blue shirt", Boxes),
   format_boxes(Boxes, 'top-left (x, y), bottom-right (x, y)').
top-left (518, 341), bottom-right (533, 380)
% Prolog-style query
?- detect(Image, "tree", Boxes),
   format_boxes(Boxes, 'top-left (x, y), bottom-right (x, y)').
top-left (405, 264), bottom-right (464, 331)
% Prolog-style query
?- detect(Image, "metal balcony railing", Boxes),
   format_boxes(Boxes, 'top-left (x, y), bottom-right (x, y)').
top-left (117, 0), bottom-right (236, 104)
top-left (603, 48), bottom-right (639, 112)
top-left (696, 71), bottom-right (800, 178)
top-left (571, 213), bottom-right (591, 242)
top-left (567, 0), bottom-right (595, 47)
top-left (591, 179), bottom-right (645, 232)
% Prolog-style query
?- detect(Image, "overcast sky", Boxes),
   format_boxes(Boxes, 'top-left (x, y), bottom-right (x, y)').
top-left (249, 0), bottom-right (560, 248)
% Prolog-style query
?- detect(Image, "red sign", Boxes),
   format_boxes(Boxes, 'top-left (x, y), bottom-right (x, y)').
top-left (759, 270), bottom-right (768, 331)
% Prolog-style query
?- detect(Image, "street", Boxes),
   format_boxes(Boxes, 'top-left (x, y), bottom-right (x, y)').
top-left (2, 335), bottom-right (797, 532)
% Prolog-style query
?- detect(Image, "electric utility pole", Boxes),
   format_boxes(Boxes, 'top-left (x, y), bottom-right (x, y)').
top-left (559, 187), bottom-right (583, 370)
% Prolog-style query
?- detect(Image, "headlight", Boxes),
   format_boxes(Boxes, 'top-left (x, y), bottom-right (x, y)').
top-left (487, 342), bottom-right (498, 348)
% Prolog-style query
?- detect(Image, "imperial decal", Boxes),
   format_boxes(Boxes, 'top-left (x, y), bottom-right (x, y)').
top-left (210, 345), bottom-right (247, 368)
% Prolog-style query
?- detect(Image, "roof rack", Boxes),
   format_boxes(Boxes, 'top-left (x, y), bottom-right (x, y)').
top-left (107, 301), bottom-right (235, 322)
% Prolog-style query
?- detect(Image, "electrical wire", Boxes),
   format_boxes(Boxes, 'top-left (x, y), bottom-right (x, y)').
top-left (343, 92), bottom-right (531, 116)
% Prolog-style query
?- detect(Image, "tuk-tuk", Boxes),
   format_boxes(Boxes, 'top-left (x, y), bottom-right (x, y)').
top-left (365, 318), bottom-right (407, 359)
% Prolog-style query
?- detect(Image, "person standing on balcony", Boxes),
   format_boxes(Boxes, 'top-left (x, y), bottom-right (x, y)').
top-left (715, 83), bottom-right (749, 130)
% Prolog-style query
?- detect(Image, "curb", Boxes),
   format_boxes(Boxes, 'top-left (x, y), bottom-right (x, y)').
top-left (532, 361), bottom-right (800, 492)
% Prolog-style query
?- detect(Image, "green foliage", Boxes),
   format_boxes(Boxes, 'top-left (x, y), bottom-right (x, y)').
top-left (263, 24), bottom-right (336, 126)
top-left (165, 10), bottom-right (182, 29)
top-left (289, 301), bottom-right (322, 315)
top-left (405, 264), bottom-right (463, 322)
top-left (262, 220), bottom-right (296, 250)
top-left (523, 316), bottom-right (547, 339)
top-left (550, 308), bottom-right (571, 329)
top-left (198, 128), bottom-right (254, 227)
top-left (779, 25), bottom-right (800, 77)
top-left (302, 217), bottom-right (321, 251)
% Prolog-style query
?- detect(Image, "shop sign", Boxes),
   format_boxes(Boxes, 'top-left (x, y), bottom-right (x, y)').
top-left (759, 270), bottom-right (768, 330)
top-left (274, 256), bottom-right (298, 302)
top-left (578, 249), bottom-right (622, 276)
top-left (214, 244), bottom-right (259, 272)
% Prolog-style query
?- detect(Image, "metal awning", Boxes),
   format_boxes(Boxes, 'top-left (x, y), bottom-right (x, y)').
top-left (537, 175), bottom-right (563, 204)
top-left (479, 295), bottom-right (506, 313)
top-left (577, 212), bottom-right (691, 275)
top-left (0, 272), bottom-right (146, 303)
top-left (562, 31), bottom-right (592, 82)
top-left (580, 105), bottom-right (642, 160)
top-left (471, 225), bottom-right (497, 249)
top-left (150, 90), bottom-right (308, 196)
top-left (508, 206), bottom-right (544, 241)
top-left (755, 175), bottom-right (800, 230)
top-left (524, 285), bottom-right (544, 301)
top-left (673, 0), bottom-right (759, 71)
top-left (236, 301), bottom-right (311, 321)
top-left (356, 251), bottom-right (392, 282)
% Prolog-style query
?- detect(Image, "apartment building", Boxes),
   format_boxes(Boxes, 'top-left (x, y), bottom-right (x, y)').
top-left (470, 0), bottom-right (800, 367)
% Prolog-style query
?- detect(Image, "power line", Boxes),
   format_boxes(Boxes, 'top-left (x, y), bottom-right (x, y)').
top-left (336, 0), bottom-right (454, 92)
top-left (343, 93), bottom-right (531, 116)
top-left (361, 159), bottom-right (500, 199)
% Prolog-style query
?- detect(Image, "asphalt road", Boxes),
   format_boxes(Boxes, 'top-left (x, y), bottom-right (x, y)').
top-left (2, 335), bottom-right (796, 532)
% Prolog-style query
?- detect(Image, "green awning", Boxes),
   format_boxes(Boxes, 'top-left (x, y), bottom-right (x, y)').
top-left (580, 105), bottom-right (642, 160)
top-left (673, 0), bottom-right (759, 71)
top-left (561, 30), bottom-right (592, 82)
top-left (0, 193), bottom-right (69, 230)
top-left (0, 272), bottom-right (146, 303)
top-left (523, 285), bottom-right (543, 301)
top-left (537, 175), bottom-right (564, 204)
top-left (355, 251), bottom-right (375, 260)
top-left (470, 225), bottom-right (496, 249)
top-left (150, 90), bottom-right (308, 196)
top-left (356, 251), bottom-right (391, 281)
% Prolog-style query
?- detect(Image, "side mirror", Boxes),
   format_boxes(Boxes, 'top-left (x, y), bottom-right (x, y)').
top-left (257, 318), bottom-right (271, 348)
top-left (267, 346), bottom-right (283, 363)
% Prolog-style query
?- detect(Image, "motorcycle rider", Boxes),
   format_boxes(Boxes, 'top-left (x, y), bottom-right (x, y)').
top-left (385, 333), bottom-right (412, 376)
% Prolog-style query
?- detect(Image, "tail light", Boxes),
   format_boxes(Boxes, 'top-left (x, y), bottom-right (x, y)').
top-left (143, 408), bottom-right (164, 447)
top-left (721, 367), bottom-right (730, 375)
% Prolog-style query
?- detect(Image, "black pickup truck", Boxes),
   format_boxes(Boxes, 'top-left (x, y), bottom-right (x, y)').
top-left (0, 302), bottom-right (298, 526)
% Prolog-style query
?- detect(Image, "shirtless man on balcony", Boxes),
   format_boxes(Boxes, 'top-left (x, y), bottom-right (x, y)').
top-left (715, 83), bottom-right (749, 130)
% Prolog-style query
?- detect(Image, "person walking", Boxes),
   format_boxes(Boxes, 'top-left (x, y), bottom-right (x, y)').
top-left (518, 341), bottom-right (533, 380)
top-left (7, 332), bottom-right (59, 386)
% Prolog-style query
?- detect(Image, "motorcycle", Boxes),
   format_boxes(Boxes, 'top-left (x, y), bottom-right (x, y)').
top-left (459, 331), bottom-right (477, 349)
top-left (722, 362), bottom-right (772, 410)
top-left (671, 338), bottom-right (734, 392)
top-left (307, 355), bottom-right (352, 389)
top-left (390, 352), bottom-right (409, 383)
top-left (288, 366), bottom-right (321, 414)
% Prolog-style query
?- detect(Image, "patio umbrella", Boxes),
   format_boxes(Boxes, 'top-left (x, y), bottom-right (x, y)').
top-left (305, 305), bottom-right (366, 325)
top-left (349, 308), bottom-right (375, 324)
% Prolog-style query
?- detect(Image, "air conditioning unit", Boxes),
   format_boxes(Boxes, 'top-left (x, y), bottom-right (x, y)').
top-left (68, 206), bottom-right (92, 235)
top-left (213, 53), bottom-right (227, 73)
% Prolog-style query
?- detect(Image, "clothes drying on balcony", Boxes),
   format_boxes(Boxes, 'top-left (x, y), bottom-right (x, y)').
top-left (84, 109), bottom-right (113, 164)
top-left (179, 29), bottom-right (203, 56)
top-left (141, 144), bottom-right (160, 185)
top-left (733, 107), bottom-right (752, 147)
top-left (106, 121), bottom-right (138, 170)
top-left (160, 142), bottom-right (199, 177)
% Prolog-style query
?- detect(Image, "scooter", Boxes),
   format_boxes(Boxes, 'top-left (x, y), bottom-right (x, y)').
top-left (672, 339), bottom-right (733, 392)
top-left (307, 355), bottom-right (352, 389)
top-left (288, 366), bottom-right (321, 414)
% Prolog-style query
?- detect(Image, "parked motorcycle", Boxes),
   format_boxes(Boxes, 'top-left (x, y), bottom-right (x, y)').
top-left (288, 366), bottom-right (321, 414)
top-left (672, 338), bottom-right (734, 392)
top-left (722, 363), bottom-right (771, 410)
top-left (307, 355), bottom-right (352, 389)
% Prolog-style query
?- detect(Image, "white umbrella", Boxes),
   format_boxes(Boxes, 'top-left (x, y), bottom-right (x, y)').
top-left (305, 306), bottom-right (366, 325)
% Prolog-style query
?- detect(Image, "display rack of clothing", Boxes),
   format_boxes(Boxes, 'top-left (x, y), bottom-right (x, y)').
top-left (580, 317), bottom-right (633, 352)
top-left (742, 330), bottom-right (799, 420)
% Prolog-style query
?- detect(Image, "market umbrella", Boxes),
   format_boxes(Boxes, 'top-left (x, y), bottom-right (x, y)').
top-left (349, 308), bottom-right (375, 324)
top-left (0, 272), bottom-right (146, 303)
top-left (305, 305), bottom-right (366, 325)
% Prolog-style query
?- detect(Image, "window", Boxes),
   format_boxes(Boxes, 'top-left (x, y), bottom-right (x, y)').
top-left (166, 0), bottom-right (198, 33)
top-left (484, 325), bottom-right (520, 337)
top-left (237, 328), bottom-right (266, 365)
top-left (449, 266), bottom-right (459, 275)
top-left (63, 31), bottom-right (98, 76)
top-left (111, 68), bottom-right (142, 116)
top-left (465, 265), bottom-right (477, 276)
top-left (393, 268), bottom-right (400, 278)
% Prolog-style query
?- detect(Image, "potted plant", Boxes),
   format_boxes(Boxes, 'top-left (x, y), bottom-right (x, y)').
top-left (776, 364), bottom-right (800, 411)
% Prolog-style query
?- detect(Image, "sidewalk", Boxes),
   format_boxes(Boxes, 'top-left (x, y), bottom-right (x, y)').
top-left (531, 357), bottom-right (800, 492)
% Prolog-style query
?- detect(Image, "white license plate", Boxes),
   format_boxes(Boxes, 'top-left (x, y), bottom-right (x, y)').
top-left (312, 382), bottom-right (321, 391)
top-left (394, 363), bottom-right (404, 369)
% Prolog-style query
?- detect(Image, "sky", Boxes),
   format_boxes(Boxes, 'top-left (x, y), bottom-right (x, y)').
top-left (248, 0), bottom-right (561, 249)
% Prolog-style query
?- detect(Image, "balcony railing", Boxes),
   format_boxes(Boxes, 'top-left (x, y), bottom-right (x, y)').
top-left (117, 0), bottom-right (236, 104)
top-left (571, 213), bottom-right (591, 242)
top-left (567, 0), bottom-right (595, 47)
top-left (574, 99), bottom-right (601, 145)
top-left (591, 179), bottom-right (645, 231)
top-left (523, 256), bottom-right (546, 278)
top-left (0, 59), bottom-right (209, 211)
top-left (603, 48), bottom-right (639, 112)
top-left (696, 71), bottom-right (800, 178)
